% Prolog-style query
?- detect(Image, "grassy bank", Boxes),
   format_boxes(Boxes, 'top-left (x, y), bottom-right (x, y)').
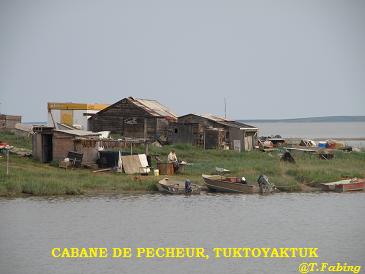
top-left (0, 131), bottom-right (32, 149)
top-left (0, 132), bottom-right (365, 196)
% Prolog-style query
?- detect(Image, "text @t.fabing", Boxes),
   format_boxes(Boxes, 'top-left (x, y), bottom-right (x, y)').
top-left (51, 247), bottom-right (319, 259)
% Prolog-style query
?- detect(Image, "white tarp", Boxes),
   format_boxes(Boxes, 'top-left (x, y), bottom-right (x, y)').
top-left (121, 154), bottom-right (150, 174)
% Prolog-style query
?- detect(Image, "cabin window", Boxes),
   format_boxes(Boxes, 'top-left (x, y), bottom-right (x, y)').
top-left (226, 131), bottom-right (230, 139)
top-left (174, 128), bottom-right (178, 133)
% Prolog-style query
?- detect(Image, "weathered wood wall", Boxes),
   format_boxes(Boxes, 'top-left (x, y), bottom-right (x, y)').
top-left (89, 98), bottom-right (170, 139)
top-left (175, 114), bottom-right (258, 151)
top-left (32, 134), bottom-right (43, 161)
top-left (204, 129), bottom-right (225, 149)
top-left (168, 123), bottom-right (204, 146)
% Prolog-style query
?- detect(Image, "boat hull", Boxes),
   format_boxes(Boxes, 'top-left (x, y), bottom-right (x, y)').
top-left (156, 178), bottom-right (201, 195)
top-left (202, 175), bottom-right (258, 194)
top-left (335, 181), bottom-right (365, 192)
top-left (321, 179), bottom-right (365, 192)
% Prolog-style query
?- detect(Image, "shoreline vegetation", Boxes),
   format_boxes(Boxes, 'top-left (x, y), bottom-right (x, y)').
top-left (0, 131), bottom-right (365, 197)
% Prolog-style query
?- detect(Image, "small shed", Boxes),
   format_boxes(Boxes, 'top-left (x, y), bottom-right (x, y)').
top-left (32, 127), bottom-right (101, 163)
top-left (168, 114), bottom-right (258, 151)
top-left (88, 97), bottom-right (177, 140)
top-left (0, 114), bottom-right (22, 130)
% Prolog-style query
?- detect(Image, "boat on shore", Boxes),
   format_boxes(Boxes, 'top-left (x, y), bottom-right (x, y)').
top-left (321, 178), bottom-right (365, 192)
top-left (202, 174), bottom-right (277, 194)
top-left (156, 178), bottom-right (201, 194)
top-left (202, 174), bottom-right (258, 193)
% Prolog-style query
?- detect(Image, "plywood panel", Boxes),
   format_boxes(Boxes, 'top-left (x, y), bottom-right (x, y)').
top-left (60, 110), bottom-right (73, 126)
top-left (121, 155), bottom-right (143, 174)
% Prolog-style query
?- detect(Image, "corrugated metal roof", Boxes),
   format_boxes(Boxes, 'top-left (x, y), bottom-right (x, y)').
top-left (15, 123), bottom-right (33, 133)
top-left (91, 97), bottom-right (177, 120)
top-left (201, 114), bottom-right (227, 122)
top-left (54, 129), bottom-right (101, 137)
top-left (180, 113), bottom-right (257, 130)
top-left (132, 98), bottom-right (177, 119)
top-left (225, 120), bottom-right (258, 129)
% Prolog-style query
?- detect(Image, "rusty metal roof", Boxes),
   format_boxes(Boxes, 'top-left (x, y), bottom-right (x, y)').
top-left (91, 97), bottom-right (177, 120)
top-left (179, 113), bottom-right (258, 130)
top-left (130, 97), bottom-right (177, 119)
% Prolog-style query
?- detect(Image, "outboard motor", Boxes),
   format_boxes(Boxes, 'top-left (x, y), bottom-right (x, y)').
top-left (185, 179), bottom-right (192, 194)
top-left (257, 175), bottom-right (276, 194)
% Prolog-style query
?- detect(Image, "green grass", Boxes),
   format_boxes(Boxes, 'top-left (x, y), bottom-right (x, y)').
top-left (0, 133), bottom-right (364, 196)
top-left (0, 156), bottom-right (158, 196)
top-left (0, 131), bottom-right (32, 149)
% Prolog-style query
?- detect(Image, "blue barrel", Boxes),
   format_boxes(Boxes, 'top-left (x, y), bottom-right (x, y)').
top-left (318, 142), bottom-right (327, 148)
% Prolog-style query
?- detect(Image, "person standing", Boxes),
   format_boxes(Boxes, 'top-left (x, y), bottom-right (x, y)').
top-left (167, 149), bottom-right (179, 172)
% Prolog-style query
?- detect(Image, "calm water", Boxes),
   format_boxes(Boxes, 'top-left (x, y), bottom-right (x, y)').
top-left (253, 122), bottom-right (365, 138)
top-left (1, 193), bottom-right (364, 274)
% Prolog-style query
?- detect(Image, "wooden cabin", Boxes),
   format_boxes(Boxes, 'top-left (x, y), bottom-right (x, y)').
top-left (88, 97), bottom-right (177, 140)
top-left (0, 114), bottom-right (22, 130)
top-left (168, 114), bottom-right (258, 151)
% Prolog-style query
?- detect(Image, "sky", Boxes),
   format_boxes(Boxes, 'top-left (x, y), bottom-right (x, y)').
top-left (0, 0), bottom-right (364, 122)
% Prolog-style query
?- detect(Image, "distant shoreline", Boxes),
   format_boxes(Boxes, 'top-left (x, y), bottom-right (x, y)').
top-left (22, 116), bottom-right (365, 125)
top-left (240, 116), bottom-right (365, 123)
top-left (285, 137), bottom-right (365, 141)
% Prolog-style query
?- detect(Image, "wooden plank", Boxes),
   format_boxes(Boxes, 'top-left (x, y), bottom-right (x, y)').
top-left (92, 168), bottom-right (112, 173)
top-left (121, 155), bottom-right (143, 174)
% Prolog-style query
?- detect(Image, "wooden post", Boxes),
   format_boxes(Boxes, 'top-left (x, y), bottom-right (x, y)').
top-left (6, 149), bottom-right (9, 175)
top-left (254, 132), bottom-right (258, 150)
top-left (144, 142), bottom-right (149, 156)
top-left (121, 117), bottom-right (124, 137)
top-left (242, 131), bottom-right (246, 152)
top-left (143, 118), bottom-right (148, 140)
top-left (144, 118), bottom-right (148, 155)
top-left (203, 130), bottom-right (206, 150)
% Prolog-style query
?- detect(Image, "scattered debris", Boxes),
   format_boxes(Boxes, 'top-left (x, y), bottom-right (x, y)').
top-left (10, 147), bottom-right (32, 157)
top-left (268, 138), bottom-right (286, 147)
top-left (59, 151), bottom-right (83, 168)
top-left (92, 168), bottom-right (113, 173)
top-left (318, 150), bottom-right (334, 160)
top-left (215, 167), bottom-right (230, 173)
top-left (98, 131), bottom-right (111, 139)
top-left (299, 139), bottom-right (316, 147)
top-left (59, 158), bottom-right (71, 169)
top-left (280, 151), bottom-right (296, 163)
top-left (151, 140), bottom-right (163, 147)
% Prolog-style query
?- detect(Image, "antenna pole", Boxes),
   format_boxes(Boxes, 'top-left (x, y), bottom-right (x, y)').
top-left (224, 98), bottom-right (227, 119)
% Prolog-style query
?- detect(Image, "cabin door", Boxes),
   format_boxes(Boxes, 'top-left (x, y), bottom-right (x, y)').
top-left (244, 135), bottom-right (253, 151)
top-left (42, 134), bottom-right (53, 163)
